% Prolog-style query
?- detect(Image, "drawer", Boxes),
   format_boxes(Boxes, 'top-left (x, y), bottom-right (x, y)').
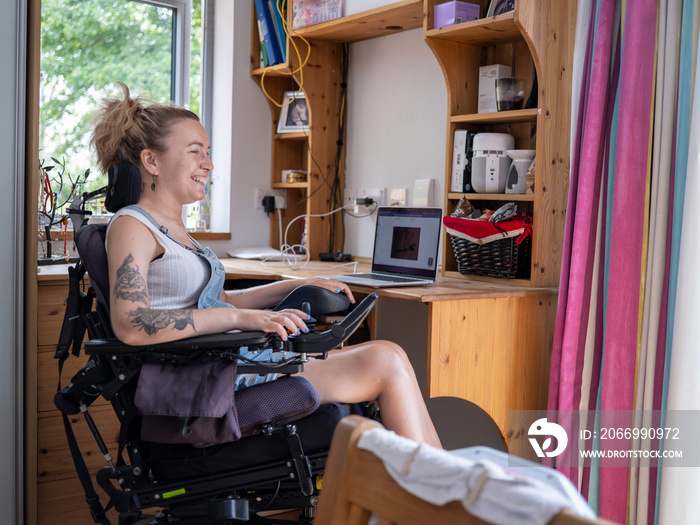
top-left (37, 283), bottom-right (71, 347)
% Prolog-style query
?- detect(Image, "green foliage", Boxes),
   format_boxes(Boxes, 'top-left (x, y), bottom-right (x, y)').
top-left (40, 0), bottom-right (202, 195)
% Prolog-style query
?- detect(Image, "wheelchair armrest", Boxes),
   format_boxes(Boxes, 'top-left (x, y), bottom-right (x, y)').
top-left (287, 292), bottom-right (378, 354)
top-left (83, 292), bottom-right (378, 367)
top-left (84, 330), bottom-right (279, 355)
top-left (273, 284), bottom-right (351, 316)
top-left (83, 331), bottom-right (302, 373)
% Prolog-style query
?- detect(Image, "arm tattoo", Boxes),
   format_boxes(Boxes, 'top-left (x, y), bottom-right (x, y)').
top-left (128, 307), bottom-right (196, 336)
top-left (114, 254), bottom-right (149, 304)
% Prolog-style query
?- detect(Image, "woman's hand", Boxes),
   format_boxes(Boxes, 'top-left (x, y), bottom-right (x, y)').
top-left (298, 278), bottom-right (355, 304)
top-left (232, 308), bottom-right (312, 341)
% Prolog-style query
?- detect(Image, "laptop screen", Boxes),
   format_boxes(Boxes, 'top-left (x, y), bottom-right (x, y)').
top-left (371, 207), bottom-right (443, 279)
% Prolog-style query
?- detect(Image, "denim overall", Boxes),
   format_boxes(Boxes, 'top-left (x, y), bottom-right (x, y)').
top-left (126, 205), bottom-right (290, 389)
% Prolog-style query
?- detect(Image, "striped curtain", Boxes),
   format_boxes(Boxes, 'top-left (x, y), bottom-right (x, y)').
top-left (547, 0), bottom-right (700, 523)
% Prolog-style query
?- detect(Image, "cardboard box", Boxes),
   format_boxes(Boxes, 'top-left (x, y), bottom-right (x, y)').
top-left (478, 64), bottom-right (511, 114)
top-left (434, 1), bottom-right (480, 29)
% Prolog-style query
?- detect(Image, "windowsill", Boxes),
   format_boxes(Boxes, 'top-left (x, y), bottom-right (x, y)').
top-left (38, 230), bottom-right (231, 241)
top-left (190, 232), bottom-right (231, 240)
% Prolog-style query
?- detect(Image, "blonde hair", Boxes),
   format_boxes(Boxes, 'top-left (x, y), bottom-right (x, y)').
top-left (91, 82), bottom-right (199, 173)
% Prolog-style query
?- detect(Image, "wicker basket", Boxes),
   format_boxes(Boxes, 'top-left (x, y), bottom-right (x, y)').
top-left (449, 233), bottom-right (531, 279)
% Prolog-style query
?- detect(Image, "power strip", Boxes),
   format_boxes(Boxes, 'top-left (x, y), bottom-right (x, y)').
top-left (319, 252), bottom-right (352, 262)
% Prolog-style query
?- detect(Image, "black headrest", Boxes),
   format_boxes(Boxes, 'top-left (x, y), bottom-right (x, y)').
top-left (105, 162), bottom-right (142, 213)
top-left (75, 222), bottom-right (110, 299)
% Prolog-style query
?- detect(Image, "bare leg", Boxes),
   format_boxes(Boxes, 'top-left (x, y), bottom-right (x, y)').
top-left (300, 340), bottom-right (442, 448)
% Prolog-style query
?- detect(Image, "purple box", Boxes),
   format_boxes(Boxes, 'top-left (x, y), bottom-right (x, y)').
top-left (434, 1), bottom-right (480, 28)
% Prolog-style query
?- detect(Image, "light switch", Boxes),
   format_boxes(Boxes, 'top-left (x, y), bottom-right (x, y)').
top-left (413, 179), bottom-right (434, 207)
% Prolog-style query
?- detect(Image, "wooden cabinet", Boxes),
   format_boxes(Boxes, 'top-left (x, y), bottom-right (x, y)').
top-left (250, 0), bottom-right (423, 259)
top-left (31, 271), bottom-right (120, 525)
top-left (424, 0), bottom-right (576, 287)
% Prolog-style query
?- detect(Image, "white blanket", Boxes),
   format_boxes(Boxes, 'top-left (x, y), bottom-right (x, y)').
top-left (358, 428), bottom-right (596, 525)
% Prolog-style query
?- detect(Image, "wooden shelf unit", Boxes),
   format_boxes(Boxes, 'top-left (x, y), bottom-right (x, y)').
top-left (424, 0), bottom-right (575, 288)
top-left (250, 1), bottom-right (427, 258)
top-left (251, 11), bottom-right (344, 258)
top-left (292, 0), bottom-right (424, 42)
top-left (251, 0), bottom-right (574, 283)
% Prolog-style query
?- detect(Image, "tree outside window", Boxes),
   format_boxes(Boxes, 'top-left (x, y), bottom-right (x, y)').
top-left (39, 0), bottom-right (209, 230)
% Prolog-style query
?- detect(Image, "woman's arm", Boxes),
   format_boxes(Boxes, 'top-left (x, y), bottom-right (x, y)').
top-left (221, 278), bottom-right (355, 309)
top-left (106, 216), bottom-right (311, 345)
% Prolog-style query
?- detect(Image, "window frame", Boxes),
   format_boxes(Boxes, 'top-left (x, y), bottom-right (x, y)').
top-left (135, 0), bottom-right (214, 132)
top-left (134, 0), bottom-right (219, 235)
top-left (132, 0), bottom-right (191, 108)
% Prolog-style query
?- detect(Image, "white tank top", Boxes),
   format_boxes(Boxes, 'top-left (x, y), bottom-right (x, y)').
top-left (106, 207), bottom-right (210, 309)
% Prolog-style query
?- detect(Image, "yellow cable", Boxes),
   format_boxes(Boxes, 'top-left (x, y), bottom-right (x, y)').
top-left (259, 0), bottom-right (312, 109)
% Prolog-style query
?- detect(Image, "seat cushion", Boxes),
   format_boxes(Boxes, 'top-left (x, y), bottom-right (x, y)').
top-left (139, 373), bottom-right (321, 448)
top-left (146, 402), bottom-right (359, 481)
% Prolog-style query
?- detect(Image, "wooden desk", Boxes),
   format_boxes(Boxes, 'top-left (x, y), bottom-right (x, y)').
top-left (33, 265), bottom-right (121, 525)
top-left (220, 258), bottom-right (558, 451)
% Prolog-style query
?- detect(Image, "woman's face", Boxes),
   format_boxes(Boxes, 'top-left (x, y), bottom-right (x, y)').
top-left (151, 118), bottom-right (213, 205)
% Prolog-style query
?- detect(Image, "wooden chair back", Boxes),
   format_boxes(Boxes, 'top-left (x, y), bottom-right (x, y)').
top-left (314, 415), bottom-right (613, 525)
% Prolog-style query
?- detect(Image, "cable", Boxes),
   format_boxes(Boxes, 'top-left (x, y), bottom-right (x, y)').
top-left (258, 0), bottom-right (312, 108)
top-left (328, 43), bottom-right (350, 254)
top-left (263, 203), bottom-right (376, 270)
top-left (277, 207), bottom-right (283, 251)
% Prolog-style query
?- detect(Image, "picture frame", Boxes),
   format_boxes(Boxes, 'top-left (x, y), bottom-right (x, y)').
top-left (486, 0), bottom-right (514, 17)
top-left (277, 91), bottom-right (309, 133)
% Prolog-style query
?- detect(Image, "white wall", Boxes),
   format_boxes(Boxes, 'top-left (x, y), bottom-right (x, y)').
top-left (4, 1), bottom-right (24, 522)
top-left (343, 29), bottom-right (446, 257)
top-left (206, 4), bottom-right (447, 258)
top-left (207, 0), bottom-right (274, 255)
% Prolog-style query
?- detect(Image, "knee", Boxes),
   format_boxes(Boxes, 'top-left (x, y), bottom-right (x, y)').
top-left (372, 340), bottom-right (414, 376)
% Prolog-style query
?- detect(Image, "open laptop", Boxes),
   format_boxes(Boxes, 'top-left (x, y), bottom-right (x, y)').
top-left (317, 206), bottom-right (443, 288)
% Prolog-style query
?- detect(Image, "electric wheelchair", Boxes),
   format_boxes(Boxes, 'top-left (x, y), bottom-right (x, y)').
top-left (54, 163), bottom-right (379, 524)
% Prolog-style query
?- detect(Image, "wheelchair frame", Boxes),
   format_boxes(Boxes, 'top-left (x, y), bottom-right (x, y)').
top-left (55, 188), bottom-right (379, 524)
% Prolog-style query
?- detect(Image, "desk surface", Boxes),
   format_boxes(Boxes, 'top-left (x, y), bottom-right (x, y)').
top-left (37, 260), bottom-right (558, 301)
top-left (220, 258), bottom-right (558, 302)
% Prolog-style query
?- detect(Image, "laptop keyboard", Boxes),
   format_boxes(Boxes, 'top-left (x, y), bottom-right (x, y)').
top-left (352, 273), bottom-right (422, 283)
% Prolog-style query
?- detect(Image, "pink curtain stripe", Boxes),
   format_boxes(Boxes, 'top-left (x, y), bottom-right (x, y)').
top-left (547, 0), bottom-right (597, 419)
top-left (548, 0), bottom-right (616, 484)
top-left (597, 0), bottom-right (658, 522)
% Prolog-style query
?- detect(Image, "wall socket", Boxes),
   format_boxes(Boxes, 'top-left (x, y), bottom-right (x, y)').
top-left (344, 188), bottom-right (386, 208)
top-left (254, 188), bottom-right (287, 210)
top-left (390, 188), bottom-right (408, 206)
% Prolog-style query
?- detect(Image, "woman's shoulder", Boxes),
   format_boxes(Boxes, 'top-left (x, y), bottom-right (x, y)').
top-left (106, 207), bottom-right (162, 246)
top-left (106, 209), bottom-right (164, 262)
top-left (109, 206), bottom-right (161, 234)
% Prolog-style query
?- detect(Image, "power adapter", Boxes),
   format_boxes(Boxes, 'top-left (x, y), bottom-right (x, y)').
top-left (262, 195), bottom-right (276, 214)
top-left (355, 197), bottom-right (374, 206)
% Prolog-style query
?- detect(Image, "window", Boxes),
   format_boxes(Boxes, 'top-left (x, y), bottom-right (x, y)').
top-left (39, 0), bottom-right (213, 231)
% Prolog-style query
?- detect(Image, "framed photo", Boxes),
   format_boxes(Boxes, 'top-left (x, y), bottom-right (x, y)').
top-left (486, 0), bottom-right (514, 17)
top-left (278, 91), bottom-right (309, 133)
